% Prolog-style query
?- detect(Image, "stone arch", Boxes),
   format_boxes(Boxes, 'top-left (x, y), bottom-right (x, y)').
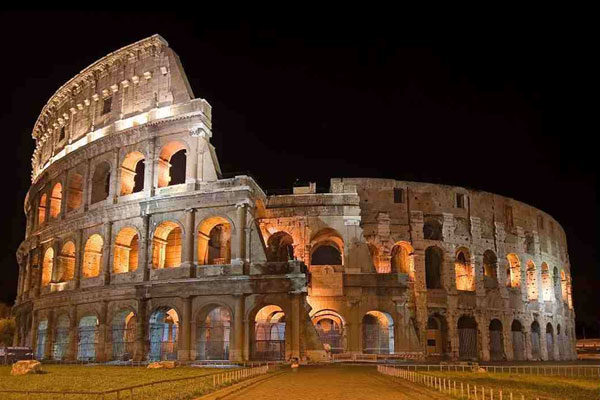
top-left (58, 241), bottom-right (76, 282)
top-left (482, 250), bottom-right (498, 289)
top-left (362, 311), bottom-right (394, 354)
top-left (90, 161), bottom-right (111, 204)
top-left (266, 231), bottom-right (295, 262)
top-left (38, 193), bottom-right (47, 225)
top-left (457, 315), bottom-right (478, 360)
top-left (113, 227), bottom-right (140, 273)
top-left (423, 219), bottom-right (442, 240)
top-left (455, 247), bottom-right (474, 291)
top-left (67, 172), bottom-right (83, 211)
top-left (390, 241), bottom-right (415, 280)
top-left (157, 141), bottom-right (187, 188)
top-left (252, 304), bottom-right (286, 360)
top-left (41, 247), bottom-right (54, 286)
top-left (310, 228), bottom-right (344, 266)
top-left (530, 320), bottom-right (541, 360)
top-left (49, 182), bottom-right (62, 219)
top-left (541, 262), bottom-right (552, 301)
top-left (311, 309), bottom-right (346, 354)
top-left (425, 246), bottom-right (443, 289)
top-left (195, 304), bottom-right (232, 360)
top-left (489, 319), bottom-right (505, 361)
top-left (426, 313), bottom-right (449, 357)
top-left (52, 313), bottom-right (70, 360)
top-left (506, 253), bottom-right (521, 288)
top-left (35, 319), bottom-right (48, 359)
top-left (511, 320), bottom-right (526, 361)
top-left (82, 234), bottom-right (103, 278)
top-left (120, 151), bottom-right (145, 195)
top-left (197, 216), bottom-right (232, 265)
top-left (560, 269), bottom-right (568, 302)
top-left (526, 260), bottom-right (539, 300)
top-left (149, 307), bottom-right (180, 361)
top-left (78, 314), bottom-right (99, 361)
top-left (546, 322), bottom-right (555, 361)
top-left (152, 221), bottom-right (182, 269)
top-left (111, 309), bottom-right (137, 361)
top-left (557, 323), bottom-right (564, 360)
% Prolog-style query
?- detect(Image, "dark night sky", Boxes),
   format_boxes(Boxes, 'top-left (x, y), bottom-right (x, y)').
top-left (0, 11), bottom-right (596, 336)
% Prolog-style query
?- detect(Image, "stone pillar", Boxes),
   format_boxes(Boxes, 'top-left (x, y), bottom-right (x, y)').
top-left (134, 299), bottom-right (147, 362)
top-left (96, 301), bottom-right (108, 362)
top-left (144, 138), bottom-right (156, 197)
top-left (83, 158), bottom-right (91, 211)
top-left (102, 221), bottom-right (113, 285)
top-left (182, 209), bottom-right (195, 270)
top-left (177, 297), bottom-right (192, 361)
top-left (231, 294), bottom-right (245, 362)
top-left (51, 241), bottom-right (61, 283)
top-left (140, 215), bottom-right (151, 281)
top-left (233, 202), bottom-right (247, 262)
top-left (477, 315), bottom-right (490, 361)
top-left (44, 309), bottom-right (55, 360)
top-left (540, 322), bottom-right (549, 361)
top-left (66, 306), bottom-right (78, 361)
top-left (290, 292), bottom-right (301, 359)
top-left (74, 229), bottom-right (83, 289)
top-left (31, 311), bottom-right (38, 359)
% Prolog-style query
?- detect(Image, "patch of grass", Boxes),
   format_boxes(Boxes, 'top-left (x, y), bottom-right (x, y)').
top-left (0, 364), bottom-right (230, 399)
top-left (423, 370), bottom-right (599, 400)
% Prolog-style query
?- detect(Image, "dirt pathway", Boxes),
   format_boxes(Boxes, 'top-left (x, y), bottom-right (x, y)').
top-left (223, 364), bottom-right (450, 400)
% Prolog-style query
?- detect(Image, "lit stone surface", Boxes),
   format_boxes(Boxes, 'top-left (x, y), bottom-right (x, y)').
top-left (13, 36), bottom-right (576, 364)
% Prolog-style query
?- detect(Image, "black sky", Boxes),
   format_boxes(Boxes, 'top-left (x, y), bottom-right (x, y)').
top-left (0, 11), bottom-right (596, 336)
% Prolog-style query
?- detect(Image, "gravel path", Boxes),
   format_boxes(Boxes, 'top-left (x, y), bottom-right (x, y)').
top-left (224, 364), bottom-right (450, 399)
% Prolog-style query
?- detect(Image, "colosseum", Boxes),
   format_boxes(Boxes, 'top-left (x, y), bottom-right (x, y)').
top-left (12, 35), bottom-right (576, 364)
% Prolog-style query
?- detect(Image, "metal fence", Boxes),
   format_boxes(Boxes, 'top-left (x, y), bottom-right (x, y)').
top-left (394, 363), bottom-right (600, 378)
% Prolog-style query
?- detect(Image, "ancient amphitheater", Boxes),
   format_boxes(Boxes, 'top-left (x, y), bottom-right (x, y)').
top-left (12, 35), bottom-right (576, 364)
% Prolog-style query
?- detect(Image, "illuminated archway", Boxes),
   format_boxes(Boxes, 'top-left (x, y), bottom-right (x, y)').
top-left (49, 182), bottom-right (62, 219)
top-left (197, 217), bottom-right (231, 265)
top-left (253, 305), bottom-right (286, 360)
top-left (506, 254), bottom-right (521, 288)
top-left (526, 261), bottom-right (538, 300)
top-left (78, 315), bottom-right (99, 361)
top-left (541, 263), bottom-right (552, 301)
top-left (152, 221), bottom-right (182, 269)
top-left (312, 309), bottom-right (345, 354)
top-left (482, 250), bottom-right (498, 289)
top-left (67, 173), bottom-right (83, 211)
top-left (38, 193), bottom-right (47, 225)
top-left (157, 141), bottom-right (187, 188)
top-left (455, 248), bottom-right (474, 291)
top-left (41, 248), bottom-right (54, 286)
top-left (196, 306), bottom-right (231, 360)
top-left (112, 310), bottom-right (136, 361)
top-left (35, 320), bottom-right (48, 359)
top-left (52, 314), bottom-right (70, 360)
top-left (113, 227), bottom-right (139, 273)
top-left (82, 234), bottom-right (103, 278)
top-left (90, 161), bottom-right (111, 204)
top-left (149, 307), bottom-right (179, 361)
top-left (266, 231), bottom-right (294, 262)
top-left (310, 228), bottom-right (344, 266)
top-left (390, 241), bottom-right (415, 280)
top-left (58, 241), bottom-right (76, 282)
top-left (120, 151), bottom-right (145, 195)
top-left (362, 311), bottom-right (394, 354)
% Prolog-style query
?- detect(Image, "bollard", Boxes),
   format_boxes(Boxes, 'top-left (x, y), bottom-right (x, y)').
top-left (467, 384), bottom-right (470, 399)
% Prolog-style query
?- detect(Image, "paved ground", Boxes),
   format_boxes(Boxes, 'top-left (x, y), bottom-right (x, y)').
top-left (223, 364), bottom-right (450, 399)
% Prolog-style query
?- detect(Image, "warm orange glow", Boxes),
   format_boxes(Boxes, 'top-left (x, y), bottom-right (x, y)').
top-left (82, 234), bottom-right (103, 278)
top-left (455, 249), bottom-right (474, 291)
top-left (67, 173), bottom-right (83, 211)
top-left (526, 261), bottom-right (538, 300)
top-left (197, 216), bottom-right (231, 265)
top-left (120, 152), bottom-right (145, 195)
top-left (390, 241), bottom-right (415, 279)
top-left (113, 227), bottom-right (139, 273)
top-left (506, 253), bottom-right (521, 288)
top-left (41, 247), bottom-right (54, 286)
top-left (59, 241), bottom-right (76, 281)
top-left (38, 193), bottom-right (47, 225)
top-left (49, 182), bottom-right (62, 218)
top-left (152, 221), bottom-right (182, 268)
top-left (157, 141), bottom-right (186, 188)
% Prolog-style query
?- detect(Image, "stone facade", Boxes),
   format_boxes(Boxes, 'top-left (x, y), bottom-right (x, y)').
top-left (12, 35), bottom-right (576, 363)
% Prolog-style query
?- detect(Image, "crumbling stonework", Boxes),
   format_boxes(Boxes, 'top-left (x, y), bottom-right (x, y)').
top-left (12, 35), bottom-right (576, 363)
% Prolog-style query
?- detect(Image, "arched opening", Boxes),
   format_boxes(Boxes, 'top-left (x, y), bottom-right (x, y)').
top-left (560, 270), bottom-right (568, 302)
top-left (557, 324), bottom-right (564, 360)
top-left (90, 161), bottom-right (111, 204)
top-left (197, 217), bottom-right (231, 265)
top-left (546, 323), bottom-right (555, 361)
top-left (78, 315), bottom-right (99, 361)
top-left (425, 246), bottom-right (443, 289)
top-left (152, 221), bottom-right (182, 269)
top-left (41, 247), bottom-right (54, 286)
top-left (310, 228), bottom-right (344, 266)
top-left (35, 320), bottom-right (48, 359)
top-left (390, 242), bottom-right (415, 280)
top-left (253, 305), bottom-right (286, 360)
top-left (457, 315), bottom-right (478, 360)
top-left (541, 263), bottom-right (552, 301)
top-left (67, 173), bottom-right (83, 211)
top-left (489, 319), bottom-right (505, 361)
top-left (266, 231), bottom-right (294, 262)
top-left (362, 311), bottom-right (394, 354)
top-left (455, 249), bottom-right (474, 291)
top-left (149, 308), bottom-right (179, 361)
top-left (112, 310), bottom-right (136, 361)
top-left (426, 315), bottom-right (448, 357)
top-left (196, 306), bottom-right (231, 360)
top-left (157, 142), bottom-right (187, 188)
top-left (120, 151), bottom-right (145, 195)
top-left (52, 314), bottom-right (70, 360)
top-left (531, 321), bottom-right (541, 360)
top-left (506, 254), bottom-right (521, 288)
top-left (312, 310), bottom-right (345, 354)
top-left (526, 261), bottom-right (538, 300)
top-left (58, 241), bottom-right (76, 282)
top-left (113, 227), bottom-right (139, 274)
top-left (423, 219), bottom-right (442, 240)
top-left (482, 250), bottom-right (498, 289)
top-left (49, 183), bottom-right (62, 219)
top-left (38, 193), bottom-right (47, 225)
top-left (82, 234), bottom-right (103, 278)
top-left (511, 320), bottom-right (526, 361)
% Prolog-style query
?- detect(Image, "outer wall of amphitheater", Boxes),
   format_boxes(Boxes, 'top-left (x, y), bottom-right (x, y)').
top-left (12, 35), bottom-right (576, 364)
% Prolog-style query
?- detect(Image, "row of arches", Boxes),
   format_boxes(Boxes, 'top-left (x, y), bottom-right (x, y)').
top-left (34, 141), bottom-right (188, 228)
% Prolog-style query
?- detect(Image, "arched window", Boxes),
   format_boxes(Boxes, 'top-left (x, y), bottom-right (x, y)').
top-left (49, 183), bottom-right (62, 219)
top-left (253, 305), bottom-right (285, 360)
top-left (52, 314), bottom-right (70, 360)
top-left (41, 248), bottom-right (54, 286)
top-left (91, 162), bottom-right (111, 204)
top-left (310, 228), bottom-right (344, 266)
top-left (58, 241), bottom-right (76, 282)
top-left (531, 321), bottom-right (541, 359)
top-left (196, 306), bottom-right (231, 360)
top-left (390, 242), bottom-right (415, 280)
top-left (526, 261), bottom-right (538, 300)
top-left (457, 316), bottom-right (478, 360)
top-left (152, 221), bottom-right (182, 269)
top-left (425, 246), bottom-right (443, 289)
top-left (546, 323), bottom-right (555, 361)
top-left (426, 314), bottom-right (448, 356)
top-left (455, 249), bottom-right (474, 291)
top-left (423, 219), bottom-right (442, 240)
top-left (113, 227), bottom-right (139, 273)
top-left (67, 173), bottom-right (83, 211)
top-left (78, 315), bottom-right (99, 361)
top-left (112, 310), bottom-right (136, 361)
top-left (157, 142), bottom-right (186, 188)
top-left (266, 231), bottom-right (295, 262)
top-left (82, 234), bottom-right (103, 278)
top-left (362, 311), bottom-right (394, 354)
top-left (511, 320), bottom-right (526, 361)
top-left (120, 151), bottom-right (145, 195)
top-left (198, 217), bottom-right (232, 265)
top-left (149, 308), bottom-right (179, 361)
top-left (489, 319), bottom-right (505, 361)
top-left (312, 310), bottom-right (345, 354)
top-left (506, 254), bottom-right (521, 288)
top-left (560, 269), bottom-right (568, 302)
top-left (541, 263), bottom-right (552, 301)
top-left (482, 250), bottom-right (498, 289)
top-left (38, 193), bottom-right (47, 226)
